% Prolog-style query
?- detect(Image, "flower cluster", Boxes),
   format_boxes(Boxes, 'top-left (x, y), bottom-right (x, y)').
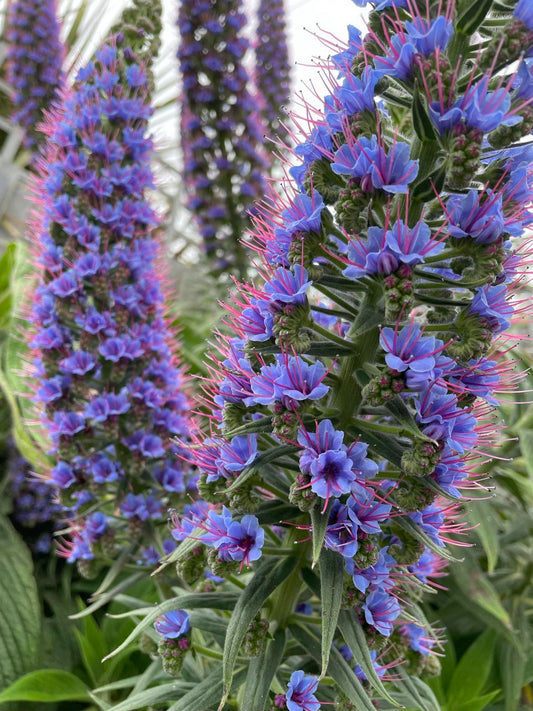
top-left (7, 445), bottom-right (61, 553)
top-left (177, 0), bottom-right (268, 276)
top-left (168, 0), bottom-right (533, 704)
top-left (29, 5), bottom-right (192, 575)
top-left (254, 0), bottom-right (291, 144)
top-left (6, 0), bottom-right (65, 152)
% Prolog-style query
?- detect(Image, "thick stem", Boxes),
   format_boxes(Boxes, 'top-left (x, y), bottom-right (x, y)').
top-left (269, 525), bottom-right (310, 628)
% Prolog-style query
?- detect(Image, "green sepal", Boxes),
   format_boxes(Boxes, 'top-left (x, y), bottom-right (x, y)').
top-left (456, 0), bottom-right (494, 34)
top-left (241, 628), bottom-right (286, 711)
top-left (412, 84), bottom-right (438, 142)
top-left (219, 556), bottom-right (298, 710)
top-left (311, 502), bottom-right (332, 567)
top-left (338, 610), bottom-right (401, 706)
top-left (289, 623), bottom-right (376, 711)
top-left (319, 549), bottom-right (344, 677)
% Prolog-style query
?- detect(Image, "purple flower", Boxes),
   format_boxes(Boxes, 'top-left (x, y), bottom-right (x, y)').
top-left (6, 0), bottom-right (65, 152)
top-left (154, 610), bottom-right (191, 640)
top-left (264, 265), bottom-right (313, 307)
top-left (446, 190), bottom-right (506, 244)
top-left (286, 670), bottom-right (320, 711)
top-left (178, 0), bottom-right (267, 273)
top-left (469, 285), bottom-right (513, 333)
top-left (363, 590), bottom-right (401, 636)
top-left (380, 323), bottom-right (443, 386)
top-left (332, 136), bottom-right (419, 194)
top-left (374, 16), bottom-right (453, 80)
top-left (255, 0), bottom-right (291, 142)
top-left (515, 0), bottom-right (533, 32)
top-left (200, 506), bottom-right (265, 566)
top-left (30, 32), bottom-right (192, 566)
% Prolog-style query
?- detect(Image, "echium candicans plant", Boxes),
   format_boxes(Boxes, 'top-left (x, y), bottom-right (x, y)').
top-left (255, 0), bottom-right (291, 145)
top-left (5, 0), bottom-right (65, 153)
top-left (28, 0), bottom-right (193, 578)
top-left (138, 0), bottom-right (533, 707)
top-left (177, 0), bottom-right (268, 278)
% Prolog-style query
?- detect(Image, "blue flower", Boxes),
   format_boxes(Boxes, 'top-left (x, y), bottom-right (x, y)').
top-left (446, 190), bottom-right (505, 244)
top-left (469, 284), bottom-right (513, 334)
top-left (264, 265), bottom-right (312, 307)
top-left (332, 136), bottom-right (419, 194)
top-left (515, 0), bottom-right (533, 32)
top-left (286, 670), bottom-right (321, 711)
top-left (200, 506), bottom-right (265, 565)
top-left (363, 590), bottom-right (401, 636)
top-left (154, 610), bottom-right (191, 640)
top-left (380, 323), bottom-right (443, 386)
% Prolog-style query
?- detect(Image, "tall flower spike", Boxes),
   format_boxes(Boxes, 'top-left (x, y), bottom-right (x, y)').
top-left (6, 0), bottom-right (65, 153)
top-left (29, 0), bottom-right (193, 574)
top-left (255, 0), bottom-right (291, 145)
top-left (168, 0), bottom-right (533, 705)
top-left (177, 0), bottom-right (268, 278)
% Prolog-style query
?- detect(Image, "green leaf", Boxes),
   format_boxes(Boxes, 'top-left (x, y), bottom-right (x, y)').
top-left (393, 673), bottom-right (441, 711)
top-left (0, 243), bottom-right (16, 332)
top-left (289, 623), bottom-right (375, 711)
top-left (256, 500), bottom-right (301, 525)
top-left (311, 504), bottom-right (332, 568)
top-left (456, 0), bottom-right (494, 33)
top-left (0, 670), bottom-right (90, 703)
top-left (450, 554), bottom-right (515, 643)
top-left (168, 666), bottom-right (248, 711)
top-left (455, 689), bottom-right (501, 711)
top-left (75, 606), bottom-right (108, 685)
top-left (499, 604), bottom-right (529, 711)
top-left (338, 610), bottom-right (400, 706)
top-left (219, 556), bottom-right (298, 710)
top-left (241, 628), bottom-right (286, 711)
top-left (319, 549), bottom-right (344, 677)
top-left (467, 501), bottom-right (500, 573)
top-left (385, 395), bottom-right (431, 440)
top-left (103, 592), bottom-right (239, 661)
top-left (412, 85), bottom-right (438, 142)
top-left (99, 681), bottom-right (195, 711)
top-left (0, 516), bottom-right (40, 689)
top-left (448, 629), bottom-right (497, 707)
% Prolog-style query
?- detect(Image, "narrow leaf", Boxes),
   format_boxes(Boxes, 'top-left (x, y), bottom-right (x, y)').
top-left (289, 623), bottom-right (375, 711)
top-left (99, 681), bottom-right (194, 711)
top-left (219, 556), bottom-right (298, 710)
top-left (311, 504), bottom-right (332, 567)
top-left (223, 445), bottom-right (298, 495)
top-left (457, 0), bottom-right (494, 33)
top-left (103, 592), bottom-right (239, 661)
top-left (338, 610), bottom-right (400, 706)
top-left (319, 549), bottom-right (344, 677)
top-left (0, 670), bottom-right (90, 703)
top-left (241, 628), bottom-right (286, 711)
top-left (412, 85), bottom-right (438, 142)
top-left (448, 629), bottom-right (497, 707)
top-left (169, 666), bottom-right (248, 711)
top-left (466, 501), bottom-right (499, 573)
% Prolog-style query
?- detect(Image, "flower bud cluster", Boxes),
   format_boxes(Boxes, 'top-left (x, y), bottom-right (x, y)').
top-left (6, 0), bottom-right (65, 152)
top-left (29, 16), bottom-right (192, 572)
top-left (170, 0), bottom-right (533, 703)
top-left (177, 0), bottom-right (268, 276)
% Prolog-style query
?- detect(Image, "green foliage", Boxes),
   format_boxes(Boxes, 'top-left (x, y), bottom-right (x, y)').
top-left (0, 670), bottom-right (90, 704)
top-left (0, 516), bottom-right (40, 689)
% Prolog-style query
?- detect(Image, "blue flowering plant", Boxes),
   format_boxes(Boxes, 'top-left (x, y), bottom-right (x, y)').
top-left (254, 0), bottom-right (291, 145)
top-left (99, 0), bottom-right (533, 708)
top-left (28, 0), bottom-right (193, 579)
top-left (5, 0), bottom-right (65, 154)
top-left (177, 0), bottom-right (268, 277)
